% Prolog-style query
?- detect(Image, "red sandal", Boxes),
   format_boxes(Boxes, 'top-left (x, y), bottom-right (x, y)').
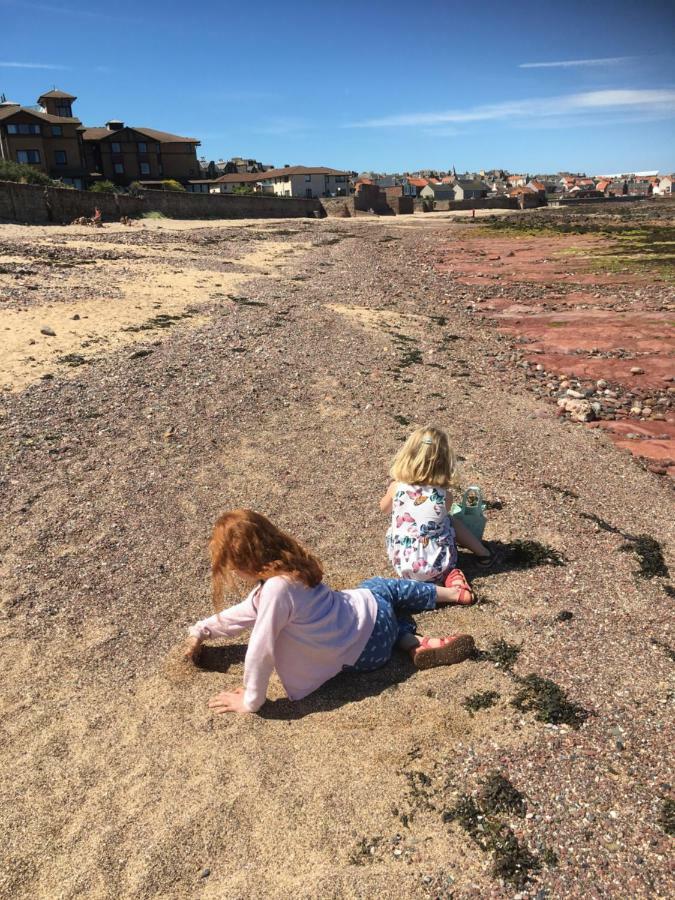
top-left (412, 634), bottom-right (476, 670)
top-left (443, 568), bottom-right (475, 605)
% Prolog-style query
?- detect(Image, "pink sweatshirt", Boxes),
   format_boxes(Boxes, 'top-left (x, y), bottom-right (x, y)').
top-left (188, 576), bottom-right (378, 712)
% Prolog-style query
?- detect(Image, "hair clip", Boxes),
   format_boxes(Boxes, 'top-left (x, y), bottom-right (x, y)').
top-left (422, 438), bottom-right (433, 444)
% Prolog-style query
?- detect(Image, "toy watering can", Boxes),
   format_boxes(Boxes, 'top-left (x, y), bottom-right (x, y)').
top-left (450, 486), bottom-right (487, 540)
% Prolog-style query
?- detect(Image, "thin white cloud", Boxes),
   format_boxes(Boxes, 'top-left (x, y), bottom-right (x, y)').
top-left (0, 60), bottom-right (69, 69)
top-left (519, 56), bottom-right (633, 69)
top-left (349, 89), bottom-right (675, 128)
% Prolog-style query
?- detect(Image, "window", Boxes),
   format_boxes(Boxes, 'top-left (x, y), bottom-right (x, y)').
top-left (111, 141), bottom-right (121, 153)
top-left (114, 162), bottom-right (124, 174)
top-left (55, 103), bottom-right (72, 117)
top-left (304, 174), bottom-right (311, 182)
top-left (335, 175), bottom-right (345, 183)
top-left (137, 141), bottom-right (147, 153)
top-left (139, 162), bottom-right (150, 175)
top-left (17, 149), bottom-right (41, 164)
top-left (52, 125), bottom-right (62, 136)
top-left (54, 150), bottom-right (67, 166)
top-left (7, 123), bottom-right (41, 135)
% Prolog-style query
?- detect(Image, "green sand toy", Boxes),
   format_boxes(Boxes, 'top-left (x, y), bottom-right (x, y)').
top-left (451, 486), bottom-right (487, 540)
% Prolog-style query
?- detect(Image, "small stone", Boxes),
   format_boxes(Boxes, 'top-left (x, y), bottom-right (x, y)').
top-left (556, 610), bottom-right (574, 622)
top-left (566, 389), bottom-right (584, 399)
top-left (535, 363), bottom-right (544, 372)
top-left (641, 407), bottom-right (652, 417)
top-left (630, 366), bottom-right (644, 375)
top-left (72, 314), bottom-right (80, 320)
top-left (200, 868), bottom-right (210, 878)
top-left (630, 406), bottom-right (642, 416)
top-left (596, 379), bottom-right (607, 389)
top-left (40, 326), bottom-right (56, 336)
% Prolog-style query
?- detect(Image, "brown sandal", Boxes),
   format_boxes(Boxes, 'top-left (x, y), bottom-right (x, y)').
top-left (412, 634), bottom-right (476, 670)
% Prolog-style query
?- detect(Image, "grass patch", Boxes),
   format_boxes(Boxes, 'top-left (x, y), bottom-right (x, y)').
top-left (511, 674), bottom-right (589, 728)
top-left (619, 535), bottom-right (669, 579)
top-left (141, 211), bottom-right (166, 219)
top-left (462, 690), bottom-right (500, 715)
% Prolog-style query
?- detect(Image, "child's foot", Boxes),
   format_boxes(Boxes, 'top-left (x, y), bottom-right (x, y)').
top-left (441, 568), bottom-right (475, 605)
top-left (411, 634), bottom-right (476, 669)
top-left (475, 545), bottom-right (503, 570)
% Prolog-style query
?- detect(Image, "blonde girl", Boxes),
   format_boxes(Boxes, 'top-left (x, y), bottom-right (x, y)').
top-left (380, 426), bottom-right (493, 602)
top-left (185, 509), bottom-right (475, 714)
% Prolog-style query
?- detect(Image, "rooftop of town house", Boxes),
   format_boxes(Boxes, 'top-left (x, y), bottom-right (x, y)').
top-left (37, 89), bottom-right (77, 100)
top-left (213, 172), bottom-right (269, 184)
top-left (0, 103), bottom-right (80, 125)
top-left (262, 166), bottom-right (351, 178)
top-left (82, 125), bottom-right (200, 144)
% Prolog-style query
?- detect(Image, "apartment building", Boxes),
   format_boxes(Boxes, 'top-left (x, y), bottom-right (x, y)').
top-left (0, 89), bottom-right (88, 187)
top-left (262, 166), bottom-right (351, 198)
top-left (82, 121), bottom-right (200, 185)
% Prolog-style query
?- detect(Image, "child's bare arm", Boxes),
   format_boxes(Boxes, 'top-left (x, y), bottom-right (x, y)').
top-left (184, 635), bottom-right (202, 661)
top-left (379, 481), bottom-right (395, 514)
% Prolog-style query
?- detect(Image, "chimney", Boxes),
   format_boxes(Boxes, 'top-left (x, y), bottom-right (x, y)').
top-left (106, 119), bottom-right (124, 131)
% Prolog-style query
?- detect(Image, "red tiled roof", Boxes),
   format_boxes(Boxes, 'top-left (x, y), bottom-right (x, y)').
top-left (529, 180), bottom-right (545, 190)
top-left (406, 177), bottom-right (428, 187)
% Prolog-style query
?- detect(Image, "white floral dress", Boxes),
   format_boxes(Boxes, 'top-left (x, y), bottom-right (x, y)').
top-left (386, 482), bottom-right (458, 582)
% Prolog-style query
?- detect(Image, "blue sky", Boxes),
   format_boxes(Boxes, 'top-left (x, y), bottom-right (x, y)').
top-left (1, 0), bottom-right (674, 174)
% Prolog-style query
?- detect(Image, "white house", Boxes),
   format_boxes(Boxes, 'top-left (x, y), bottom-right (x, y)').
top-left (261, 166), bottom-right (351, 198)
top-left (209, 172), bottom-right (267, 194)
top-left (654, 175), bottom-right (673, 195)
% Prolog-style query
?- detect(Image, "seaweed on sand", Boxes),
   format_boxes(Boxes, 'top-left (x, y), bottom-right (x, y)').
top-left (619, 535), bottom-right (669, 580)
top-left (462, 690), bottom-right (500, 715)
top-left (474, 639), bottom-right (521, 671)
top-left (443, 774), bottom-right (547, 889)
top-left (511, 674), bottom-right (590, 728)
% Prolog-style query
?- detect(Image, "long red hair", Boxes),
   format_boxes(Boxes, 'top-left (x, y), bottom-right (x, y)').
top-left (209, 509), bottom-right (324, 609)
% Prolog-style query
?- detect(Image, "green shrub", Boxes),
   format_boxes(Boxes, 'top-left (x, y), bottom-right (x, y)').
top-left (141, 210), bottom-right (166, 219)
top-left (128, 181), bottom-right (144, 195)
top-left (233, 184), bottom-right (254, 195)
top-left (161, 179), bottom-right (185, 192)
top-left (89, 180), bottom-right (120, 194)
top-left (0, 160), bottom-right (54, 185)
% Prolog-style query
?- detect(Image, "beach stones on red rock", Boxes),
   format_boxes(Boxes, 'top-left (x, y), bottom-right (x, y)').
top-left (557, 396), bottom-right (596, 422)
top-left (630, 366), bottom-right (645, 375)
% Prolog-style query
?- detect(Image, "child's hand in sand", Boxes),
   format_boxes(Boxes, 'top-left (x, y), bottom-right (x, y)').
top-left (208, 687), bottom-right (250, 715)
top-left (184, 635), bottom-right (202, 662)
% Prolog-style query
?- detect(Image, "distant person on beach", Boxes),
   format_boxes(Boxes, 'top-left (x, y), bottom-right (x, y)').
top-left (184, 509), bottom-right (475, 714)
top-left (380, 426), bottom-right (496, 603)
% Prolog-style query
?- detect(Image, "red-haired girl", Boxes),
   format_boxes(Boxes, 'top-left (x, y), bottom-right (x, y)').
top-left (185, 509), bottom-right (475, 714)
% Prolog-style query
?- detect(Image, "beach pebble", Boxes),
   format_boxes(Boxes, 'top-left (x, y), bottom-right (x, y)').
top-left (630, 366), bottom-right (644, 375)
top-left (200, 868), bottom-right (210, 878)
top-left (596, 379), bottom-right (607, 389)
top-left (40, 326), bottom-right (56, 336)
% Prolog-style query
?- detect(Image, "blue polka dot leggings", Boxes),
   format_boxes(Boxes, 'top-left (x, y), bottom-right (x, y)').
top-left (350, 577), bottom-right (438, 672)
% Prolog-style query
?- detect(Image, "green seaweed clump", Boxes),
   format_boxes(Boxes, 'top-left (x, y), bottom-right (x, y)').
top-left (393, 414), bottom-right (410, 426)
top-left (511, 674), bottom-right (589, 728)
top-left (619, 534), bottom-right (669, 579)
top-left (476, 639), bottom-right (521, 671)
top-left (462, 690), bottom-right (500, 715)
top-left (443, 778), bottom-right (544, 889)
top-left (508, 540), bottom-right (565, 568)
top-left (479, 773), bottom-right (527, 817)
top-left (658, 797), bottom-right (675, 836)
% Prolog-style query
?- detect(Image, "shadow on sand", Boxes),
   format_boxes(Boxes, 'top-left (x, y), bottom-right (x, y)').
top-left (196, 644), bottom-right (418, 720)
